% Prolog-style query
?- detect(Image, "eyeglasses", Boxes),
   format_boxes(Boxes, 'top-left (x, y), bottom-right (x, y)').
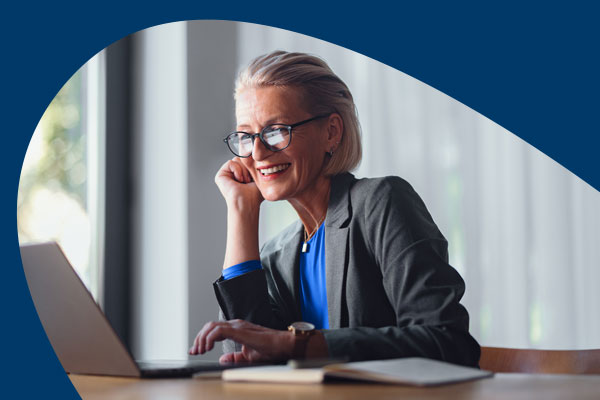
top-left (223, 114), bottom-right (330, 158)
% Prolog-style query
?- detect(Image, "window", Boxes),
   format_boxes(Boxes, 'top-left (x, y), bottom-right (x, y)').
top-left (18, 52), bottom-right (105, 301)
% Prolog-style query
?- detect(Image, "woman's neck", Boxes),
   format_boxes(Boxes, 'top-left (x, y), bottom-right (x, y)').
top-left (288, 175), bottom-right (331, 236)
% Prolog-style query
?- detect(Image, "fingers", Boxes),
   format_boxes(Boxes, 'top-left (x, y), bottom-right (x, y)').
top-left (219, 351), bottom-right (250, 364)
top-left (201, 321), bottom-right (225, 354)
top-left (189, 328), bottom-right (202, 355)
top-left (204, 324), bottom-right (238, 352)
top-left (230, 158), bottom-right (252, 183)
top-left (208, 322), bottom-right (272, 358)
top-left (190, 332), bottom-right (203, 355)
top-left (229, 160), bottom-right (244, 183)
top-left (204, 320), bottom-right (250, 353)
top-left (189, 320), bottom-right (218, 355)
top-left (189, 319), bottom-right (283, 362)
top-left (203, 325), bottom-right (223, 353)
top-left (189, 334), bottom-right (198, 355)
top-left (241, 344), bottom-right (258, 363)
top-left (219, 352), bottom-right (236, 364)
top-left (215, 159), bottom-right (253, 185)
top-left (236, 349), bottom-right (252, 363)
top-left (189, 320), bottom-right (247, 356)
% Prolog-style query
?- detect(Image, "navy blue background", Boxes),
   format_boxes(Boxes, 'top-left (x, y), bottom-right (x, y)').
top-left (3, 2), bottom-right (598, 397)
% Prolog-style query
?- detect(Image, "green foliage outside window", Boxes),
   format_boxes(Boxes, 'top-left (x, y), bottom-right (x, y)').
top-left (18, 69), bottom-right (91, 287)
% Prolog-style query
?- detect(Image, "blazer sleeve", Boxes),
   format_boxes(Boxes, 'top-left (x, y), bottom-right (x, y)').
top-left (322, 177), bottom-right (480, 367)
top-left (213, 269), bottom-right (289, 330)
top-left (213, 269), bottom-right (290, 354)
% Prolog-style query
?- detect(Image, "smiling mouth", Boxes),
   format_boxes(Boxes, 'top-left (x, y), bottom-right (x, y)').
top-left (259, 163), bottom-right (291, 176)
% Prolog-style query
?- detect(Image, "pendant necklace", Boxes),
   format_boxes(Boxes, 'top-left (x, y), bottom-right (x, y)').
top-left (302, 215), bottom-right (326, 253)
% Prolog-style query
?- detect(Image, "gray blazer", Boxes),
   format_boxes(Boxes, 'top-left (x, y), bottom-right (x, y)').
top-left (213, 173), bottom-right (480, 366)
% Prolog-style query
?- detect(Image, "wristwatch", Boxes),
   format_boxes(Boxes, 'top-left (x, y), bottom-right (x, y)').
top-left (288, 321), bottom-right (316, 359)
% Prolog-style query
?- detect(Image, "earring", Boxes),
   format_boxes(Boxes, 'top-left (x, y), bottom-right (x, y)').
top-left (328, 142), bottom-right (340, 157)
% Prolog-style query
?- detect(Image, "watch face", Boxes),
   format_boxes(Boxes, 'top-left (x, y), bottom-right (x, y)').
top-left (291, 321), bottom-right (315, 332)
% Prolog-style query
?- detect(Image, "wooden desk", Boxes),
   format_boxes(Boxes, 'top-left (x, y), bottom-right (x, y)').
top-left (70, 373), bottom-right (600, 400)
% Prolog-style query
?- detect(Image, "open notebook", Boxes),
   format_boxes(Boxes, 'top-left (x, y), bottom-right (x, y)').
top-left (219, 357), bottom-right (493, 386)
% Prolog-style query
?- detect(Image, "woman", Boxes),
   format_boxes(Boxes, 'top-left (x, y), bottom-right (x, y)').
top-left (189, 51), bottom-right (480, 366)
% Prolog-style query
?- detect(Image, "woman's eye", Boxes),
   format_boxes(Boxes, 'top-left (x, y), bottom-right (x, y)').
top-left (263, 129), bottom-right (286, 145)
top-left (263, 128), bottom-right (282, 137)
top-left (263, 125), bottom-right (285, 133)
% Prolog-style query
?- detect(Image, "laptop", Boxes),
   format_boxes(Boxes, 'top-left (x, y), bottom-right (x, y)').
top-left (19, 241), bottom-right (243, 378)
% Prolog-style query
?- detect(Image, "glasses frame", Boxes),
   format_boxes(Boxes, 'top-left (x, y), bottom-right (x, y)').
top-left (223, 114), bottom-right (330, 158)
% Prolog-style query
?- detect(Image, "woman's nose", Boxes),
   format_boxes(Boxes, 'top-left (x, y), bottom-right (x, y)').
top-left (252, 136), bottom-right (271, 161)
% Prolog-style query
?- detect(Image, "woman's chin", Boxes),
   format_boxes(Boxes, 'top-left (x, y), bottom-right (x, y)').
top-left (258, 187), bottom-right (288, 202)
top-left (261, 192), bottom-right (285, 202)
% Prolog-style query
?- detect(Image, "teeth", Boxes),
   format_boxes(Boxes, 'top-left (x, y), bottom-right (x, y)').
top-left (260, 164), bottom-right (290, 175)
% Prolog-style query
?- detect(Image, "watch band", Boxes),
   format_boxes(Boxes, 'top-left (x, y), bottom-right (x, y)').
top-left (291, 334), bottom-right (312, 359)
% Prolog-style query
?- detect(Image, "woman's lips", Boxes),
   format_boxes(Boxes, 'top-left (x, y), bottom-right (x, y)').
top-left (257, 163), bottom-right (290, 180)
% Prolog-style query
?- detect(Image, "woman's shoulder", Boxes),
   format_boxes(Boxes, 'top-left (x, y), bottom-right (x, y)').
top-left (353, 174), bottom-right (414, 191)
top-left (337, 173), bottom-right (421, 205)
top-left (338, 173), bottom-right (443, 241)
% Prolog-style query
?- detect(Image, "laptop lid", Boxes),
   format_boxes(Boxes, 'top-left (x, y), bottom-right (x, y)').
top-left (20, 242), bottom-right (143, 377)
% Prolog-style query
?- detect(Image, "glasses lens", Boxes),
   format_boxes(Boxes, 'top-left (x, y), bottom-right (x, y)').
top-left (227, 132), bottom-right (253, 157)
top-left (262, 126), bottom-right (290, 150)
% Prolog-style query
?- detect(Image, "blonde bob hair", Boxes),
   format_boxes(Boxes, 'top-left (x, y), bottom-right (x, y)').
top-left (234, 51), bottom-right (362, 176)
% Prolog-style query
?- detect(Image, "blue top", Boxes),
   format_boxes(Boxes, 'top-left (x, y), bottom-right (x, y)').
top-left (298, 223), bottom-right (329, 329)
top-left (222, 223), bottom-right (329, 329)
top-left (222, 259), bottom-right (263, 280)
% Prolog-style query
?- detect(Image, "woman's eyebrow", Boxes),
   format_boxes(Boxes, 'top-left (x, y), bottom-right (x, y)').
top-left (263, 116), bottom-right (287, 125)
top-left (236, 116), bottom-right (288, 130)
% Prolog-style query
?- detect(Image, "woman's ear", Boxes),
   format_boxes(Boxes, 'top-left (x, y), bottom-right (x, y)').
top-left (326, 113), bottom-right (343, 152)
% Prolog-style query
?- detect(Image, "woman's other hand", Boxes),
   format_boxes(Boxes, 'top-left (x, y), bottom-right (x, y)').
top-left (215, 158), bottom-right (264, 210)
top-left (189, 319), bottom-right (293, 363)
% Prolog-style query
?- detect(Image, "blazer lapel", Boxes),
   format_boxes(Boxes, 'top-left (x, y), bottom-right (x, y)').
top-left (325, 224), bottom-right (349, 328)
top-left (277, 224), bottom-right (304, 320)
top-left (325, 173), bottom-right (355, 328)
